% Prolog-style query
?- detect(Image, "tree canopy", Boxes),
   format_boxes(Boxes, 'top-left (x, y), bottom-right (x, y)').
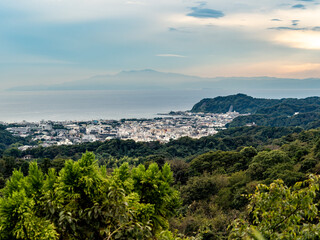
top-left (0, 152), bottom-right (180, 240)
top-left (229, 175), bottom-right (320, 239)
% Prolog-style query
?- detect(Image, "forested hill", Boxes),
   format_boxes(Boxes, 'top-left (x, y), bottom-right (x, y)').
top-left (191, 93), bottom-right (320, 114)
top-left (192, 94), bottom-right (320, 128)
top-left (0, 124), bottom-right (26, 150)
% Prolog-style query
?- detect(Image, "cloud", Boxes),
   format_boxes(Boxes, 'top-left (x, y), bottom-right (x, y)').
top-left (156, 54), bottom-right (186, 58)
top-left (292, 20), bottom-right (300, 26)
top-left (126, 1), bottom-right (145, 5)
top-left (168, 27), bottom-right (178, 31)
top-left (269, 25), bottom-right (320, 32)
top-left (197, 1), bottom-right (208, 8)
top-left (187, 7), bottom-right (224, 19)
top-left (167, 27), bottom-right (192, 33)
top-left (273, 30), bottom-right (320, 50)
top-left (297, 0), bottom-right (315, 2)
top-left (292, 4), bottom-right (306, 8)
top-left (269, 26), bottom-right (307, 30)
top-left (271, 18), bottom-right (282, 21)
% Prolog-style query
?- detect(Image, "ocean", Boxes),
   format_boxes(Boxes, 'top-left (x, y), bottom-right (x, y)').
top-left (0, 89), bottom-right (217, 122)
top-left (0, 89), bottom-right (319, 122)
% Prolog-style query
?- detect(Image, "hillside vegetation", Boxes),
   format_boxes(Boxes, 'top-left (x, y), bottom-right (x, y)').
top-left (192, 94), bottom-right (320, 128)
top-left (1, 126), bottom-right (320, 239)
top-left (0, 124), bottom-right (27, 150)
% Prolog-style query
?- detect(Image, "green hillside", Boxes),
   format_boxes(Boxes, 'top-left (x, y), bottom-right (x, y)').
top-left (0, 124), bottom-right (27, 150)
top-left (192, 94), bottom-right (320, 128)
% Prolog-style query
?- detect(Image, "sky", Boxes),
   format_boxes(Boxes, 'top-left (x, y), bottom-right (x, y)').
top-left (1, 0), bottom-right (320, 88)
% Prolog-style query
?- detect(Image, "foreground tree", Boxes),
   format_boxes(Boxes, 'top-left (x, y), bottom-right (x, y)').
top-left (0, 165), bottom-right (58, 240)
top-left (229, 175), bottom-right (320, 239)
top-left (0, 152), bottom-right (180, 240)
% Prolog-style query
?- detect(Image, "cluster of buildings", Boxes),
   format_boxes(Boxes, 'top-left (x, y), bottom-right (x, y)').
top-left (5, 111), bottom-right (242, 149)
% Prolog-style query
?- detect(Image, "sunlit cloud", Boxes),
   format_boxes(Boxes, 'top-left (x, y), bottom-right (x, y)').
top-left (292, 20), bottom-right (300, 26)
top-left (126, 1), bottom-right (145, 5)
top-left (274, 31), bottom-right (320, 49)
top-left (280, 63), bottom-right (320, 73)
top-left (180, 61), bottom-right (320, 79)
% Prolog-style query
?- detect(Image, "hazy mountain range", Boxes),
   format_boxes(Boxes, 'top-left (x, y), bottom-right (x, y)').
top-left (7, 69), bottom-right (320, 92)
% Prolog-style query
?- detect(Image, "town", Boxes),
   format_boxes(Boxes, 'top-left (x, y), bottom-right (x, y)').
top-left (4, 111), bottom-right (242, 150)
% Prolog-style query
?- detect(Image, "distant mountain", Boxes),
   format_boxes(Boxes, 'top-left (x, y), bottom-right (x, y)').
top-left (7, 69), bottom-right (320, 92)
top-left (7, 69), bottom-right (208, 91)
top-left (192, 94), bottom-right (320, 129)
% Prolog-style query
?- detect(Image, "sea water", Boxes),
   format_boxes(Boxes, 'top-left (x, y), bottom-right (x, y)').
top-left (0, 89), bottom-right (217, 122)
top-left (0, 89), bottom-right (319, 122)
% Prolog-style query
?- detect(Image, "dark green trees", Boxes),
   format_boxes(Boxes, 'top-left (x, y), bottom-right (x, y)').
top-left (0, 152), bottom-right (180, 240)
